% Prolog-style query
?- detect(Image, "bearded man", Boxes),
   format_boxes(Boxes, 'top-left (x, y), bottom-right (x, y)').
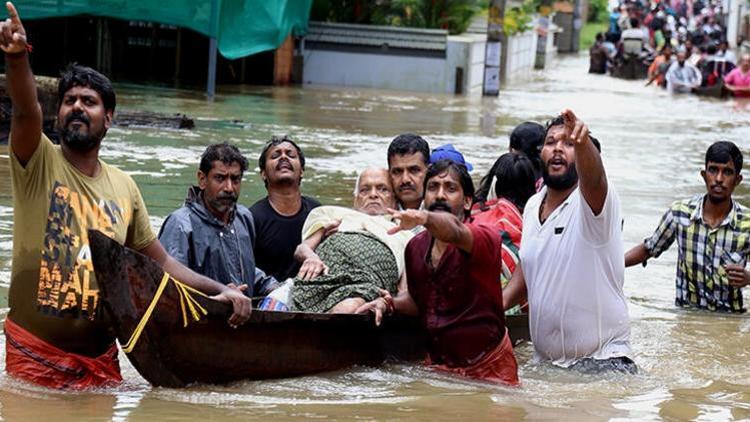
top-left (2, 2), bottom-right (250, 389)
top-left (503, 110), bottom-right (636, 374)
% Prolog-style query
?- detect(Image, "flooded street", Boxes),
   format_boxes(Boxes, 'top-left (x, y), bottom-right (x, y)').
top-left (1, 52), bottom-right (750, 420)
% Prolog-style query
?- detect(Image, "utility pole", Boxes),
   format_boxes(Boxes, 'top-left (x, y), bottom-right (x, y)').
top-left (571, 0), bottom-right (582, 53)
top-left (483, 0), bottom-right (506, 96)
top-left (206, 0), bottom-right (219, 100)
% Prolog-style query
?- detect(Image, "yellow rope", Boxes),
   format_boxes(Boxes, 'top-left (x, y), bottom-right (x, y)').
top-left (121, 272), bottom-right (209, 354)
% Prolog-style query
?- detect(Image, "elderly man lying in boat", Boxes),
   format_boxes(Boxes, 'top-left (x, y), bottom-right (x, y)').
top-left (260, 167), bottom-right (413, 313)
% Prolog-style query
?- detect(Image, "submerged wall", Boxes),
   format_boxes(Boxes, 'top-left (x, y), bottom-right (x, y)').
top-left (302, 22), bottom-right (486, 95)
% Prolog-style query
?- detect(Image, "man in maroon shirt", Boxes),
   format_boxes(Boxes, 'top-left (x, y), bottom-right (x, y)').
top-left (357, 159), bottom-right (519, 385)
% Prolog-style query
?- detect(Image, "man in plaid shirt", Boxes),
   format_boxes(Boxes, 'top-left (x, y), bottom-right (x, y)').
top-left (626, 141), bottom-right (750, 312)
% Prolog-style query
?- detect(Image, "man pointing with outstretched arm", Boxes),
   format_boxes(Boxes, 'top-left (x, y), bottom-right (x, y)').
top-left (503, 109), bottom-right (635, 374)
top-left (1, 2), bottom-right (251, 389)
top-left (357, 159), bottom-right (519, 386)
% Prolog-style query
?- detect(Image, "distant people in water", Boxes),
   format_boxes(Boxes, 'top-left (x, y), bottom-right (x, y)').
top-left (666, 50), bottom-right (701, 93)
top-left (626, 141), bottom-right (750, 312)
top-left (724, 54), bottom-right (750, 98)
top-left (589, 32), bottom-right (610, 74)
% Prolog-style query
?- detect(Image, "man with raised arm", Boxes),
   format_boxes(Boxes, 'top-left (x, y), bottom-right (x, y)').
top-left (357, 160), bottom-right (519, 386)
top-left (503, 110), bottom-right (635, 374)
top-left (1, 2), bottom-right (250, 389)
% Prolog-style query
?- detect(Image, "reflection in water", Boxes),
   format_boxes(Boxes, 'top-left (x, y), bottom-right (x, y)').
top-left (0, 53), bottom-right (749, 419)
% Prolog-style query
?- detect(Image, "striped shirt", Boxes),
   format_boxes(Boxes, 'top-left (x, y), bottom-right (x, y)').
top-left (644, 194), bottom-right (750, 312)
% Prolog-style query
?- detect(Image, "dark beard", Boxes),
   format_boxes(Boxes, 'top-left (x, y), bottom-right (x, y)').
top-left (543, 163), bottom-right (579, 190)
top-left (61, 128), bottom-right (103, 152)
top-left (59, 112), bottom-right (104, 152)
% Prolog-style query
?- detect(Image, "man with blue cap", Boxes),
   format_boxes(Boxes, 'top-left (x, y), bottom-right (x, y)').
top-left (430, 144), bottom-right (473, 171)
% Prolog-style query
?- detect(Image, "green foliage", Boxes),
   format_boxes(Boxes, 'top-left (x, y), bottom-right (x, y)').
top-left (310, 0), bottom-right (373, 24)
top-left (503, 0), bottom-right (541, 36)
top-left (587, 0), bottom-right (609, 23)
top-left (312, 0), bottom-right (483, 35)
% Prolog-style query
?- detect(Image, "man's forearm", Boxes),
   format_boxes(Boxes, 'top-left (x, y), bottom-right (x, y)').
top-left (575, 134), bottom-right (608, 215)
top-left (161, 255), bottom-right (227, 295)
top-left (503, 266), bottom-right (527, 311)
top-left (6, 52), bottom-right (41, 119)
top-left (423, 211), bottom-right (473, 252)
top-left (625, 243), bottom-right (650, 267)
top-left (393, 291), bottom-right (419, 316)
top-left (294, 242), bottom-right (319, 263)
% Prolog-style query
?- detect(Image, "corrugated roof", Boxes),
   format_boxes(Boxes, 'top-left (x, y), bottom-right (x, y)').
top-left (306, 21), bottom-right (448, 51)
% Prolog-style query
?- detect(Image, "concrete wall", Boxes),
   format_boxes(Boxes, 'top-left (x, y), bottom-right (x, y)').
top-left (302, 49), bottom-right (446, 92)
top-left (446, 33), bottom-right (487, 95)
top-left (504, 31), bottom-right (538, 82)
top-left (302, 28), bottom-right (486, 94)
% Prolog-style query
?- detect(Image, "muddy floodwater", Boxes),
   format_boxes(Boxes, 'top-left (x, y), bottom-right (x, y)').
top-left (1, 53), bottom-right (750, 420)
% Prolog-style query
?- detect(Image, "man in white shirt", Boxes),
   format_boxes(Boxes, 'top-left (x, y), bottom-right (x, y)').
top-left (666, 50), bottom-right (702, 93)
top-left (503, 110), bottom-right (635, 374)
top-left (718, 40), bottom-right (737, 65)
top-left (620, 18), bottom-right (650, 55)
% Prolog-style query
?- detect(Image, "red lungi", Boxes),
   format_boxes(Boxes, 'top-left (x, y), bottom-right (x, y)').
top-left (428, 330), bottom-right (520, 387)
top-left (4, 317), bottom-right (122, 389)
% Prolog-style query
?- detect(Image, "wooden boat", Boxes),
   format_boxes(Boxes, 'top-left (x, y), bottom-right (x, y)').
top-left (611, 56), bottom-right (649, 80)
top-left (89, 230), bottom-right (531, 388)
top-left (693, 82), bottom-right (726, 99)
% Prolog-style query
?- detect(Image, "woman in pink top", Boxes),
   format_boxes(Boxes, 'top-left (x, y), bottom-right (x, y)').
top-left (725, 53), bottom-right (750, 98)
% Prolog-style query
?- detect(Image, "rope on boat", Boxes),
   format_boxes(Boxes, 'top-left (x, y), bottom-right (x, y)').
top-left (121, 272), bottom-right (208, 354)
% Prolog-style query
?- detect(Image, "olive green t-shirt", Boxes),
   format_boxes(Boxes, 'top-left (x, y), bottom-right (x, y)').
top-left (8, 134), bottom-right (156, 355)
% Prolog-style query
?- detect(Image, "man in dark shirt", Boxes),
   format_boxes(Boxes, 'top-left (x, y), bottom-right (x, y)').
top-left (250, 136), bottom-right (320, 281)
top-left (357, 160), bottom-right (519, 386)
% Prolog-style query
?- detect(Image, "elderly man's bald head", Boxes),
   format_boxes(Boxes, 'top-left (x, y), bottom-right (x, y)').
top-left (353, 167), bottom-right (396, 215)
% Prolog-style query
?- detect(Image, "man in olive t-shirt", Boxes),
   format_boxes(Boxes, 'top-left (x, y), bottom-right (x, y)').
top-left (1, 3), bottom-right (251, 389)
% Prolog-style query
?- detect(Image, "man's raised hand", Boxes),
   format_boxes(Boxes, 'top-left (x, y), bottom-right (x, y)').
top-left (561, 108), bottom-right (590, 146)
top-left (0, 2), bottom-right (27, 55)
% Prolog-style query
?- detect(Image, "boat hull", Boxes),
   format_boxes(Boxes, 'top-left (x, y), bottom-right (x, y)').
top-left (611, 57), bottom-right (649, 80)
top-left (89, 229), bottom-right (530, 387)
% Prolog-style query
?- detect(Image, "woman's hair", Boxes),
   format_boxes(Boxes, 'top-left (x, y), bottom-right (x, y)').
top-left (475, 153), bottom-right (538, 212)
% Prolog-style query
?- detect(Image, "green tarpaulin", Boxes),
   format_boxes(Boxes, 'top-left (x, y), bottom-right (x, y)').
top-left (11, 0), bottom-right (312, 59)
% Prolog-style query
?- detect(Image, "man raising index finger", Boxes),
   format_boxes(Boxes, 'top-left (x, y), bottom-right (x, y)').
top-left (503, 111), bottom-right (634, 374)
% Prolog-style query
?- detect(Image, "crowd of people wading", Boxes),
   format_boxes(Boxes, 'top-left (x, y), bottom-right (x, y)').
top-left (589, 0), bottom-right (750, 97)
